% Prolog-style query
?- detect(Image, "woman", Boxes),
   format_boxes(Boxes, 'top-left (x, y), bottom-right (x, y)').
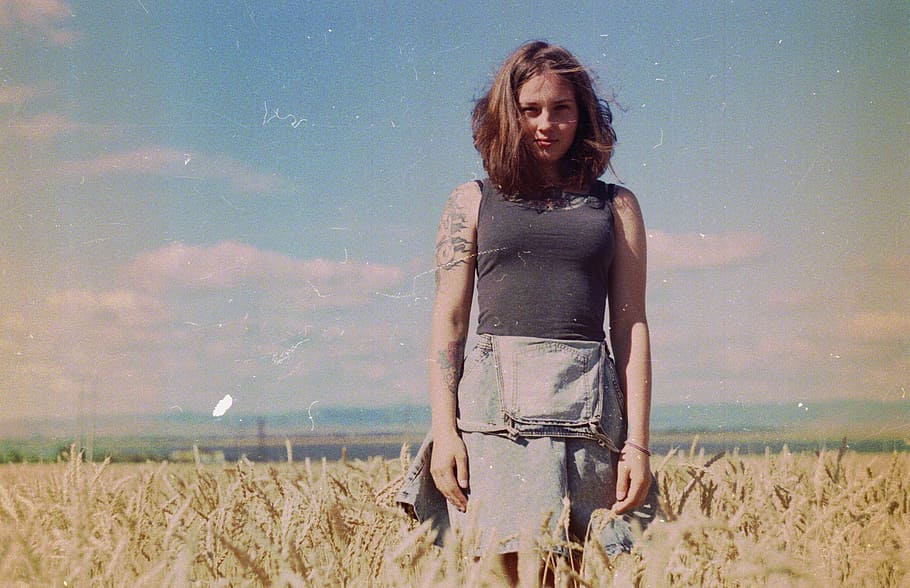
top-left (401, 41), bottom-right (655, 581)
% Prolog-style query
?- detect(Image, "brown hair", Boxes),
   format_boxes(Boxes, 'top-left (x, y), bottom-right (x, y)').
top-left (472, 41), bottom-right (616, 197)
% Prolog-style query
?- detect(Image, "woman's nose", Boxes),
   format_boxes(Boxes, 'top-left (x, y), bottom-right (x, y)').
top-left (537, 110), bottom-right (553, 130)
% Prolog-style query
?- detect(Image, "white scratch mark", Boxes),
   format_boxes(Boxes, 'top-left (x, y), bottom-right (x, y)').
top-left (375, 247), bottom-right (507, 300)
top-left (212, 394), bottom-right (233, 417)
top-left (272, 339), bottom-right (309, 365)
top-left (517, 250), bottom-right (530, 266)
top-left (137, 0), bottom-right (149, 14)
top-left (652, 129), bottom-right (664, 149)
top-left (219, 193), bottom-right (243, 211)
top-left (791, 148), bottom-right (824, 197)
top-left (262, 100), bottom-right (308, 128)
top-left (306, 280), bottom-right (329, 298)
top-left (307, 400), bottom-right (319, 431)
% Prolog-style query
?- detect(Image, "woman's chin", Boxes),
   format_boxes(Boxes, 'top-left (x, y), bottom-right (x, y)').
top-left (532, 151), bottom-right (560, 168)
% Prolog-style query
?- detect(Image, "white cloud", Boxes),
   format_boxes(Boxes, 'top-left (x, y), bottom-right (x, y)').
top-left (648, 230), bottom-right (769, 271)
top-left (0, 84), bottom-right (43, 106)
top-left (0, 0), bottom-right (80, 45)
top-left (56, 147), bottom-right (287, 193)
top-left (0, 241), bottom-right (414, 419)
top-left (8, 112), bottom-right (82, 142)
top-left (843, 311), bottom-right (910, 343)
top-left (123, 241), bottom-right (402, 304)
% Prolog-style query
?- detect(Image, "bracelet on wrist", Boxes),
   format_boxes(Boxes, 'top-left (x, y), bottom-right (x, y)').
top-left (623, 440), bottom-right (651, 456)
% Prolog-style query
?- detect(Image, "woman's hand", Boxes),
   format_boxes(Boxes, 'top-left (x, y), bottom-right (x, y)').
top-left (607, 187), bottom-right (653, 515)
top-left (427, 182), bottom-right (480, 515)
top-left (430, 429), bottom-right (469, 512)
top-left (612, 444), bottom-right (651, 514)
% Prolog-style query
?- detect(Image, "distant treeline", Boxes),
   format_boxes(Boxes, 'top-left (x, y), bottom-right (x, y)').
top-left (2, 431), bottom-right (907, 464)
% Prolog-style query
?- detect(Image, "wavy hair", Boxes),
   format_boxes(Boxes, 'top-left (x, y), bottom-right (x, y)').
top-left (472, 41), bottom-right (616, 197)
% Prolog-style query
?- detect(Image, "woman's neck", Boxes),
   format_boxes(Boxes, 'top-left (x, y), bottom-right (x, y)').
top-left (539, 161), bottom-right (586, 192)
top-left (540, 174), bottom-right (586, 194)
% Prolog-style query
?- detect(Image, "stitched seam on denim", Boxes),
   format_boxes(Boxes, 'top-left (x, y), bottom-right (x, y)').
top-left (459, 345), bottom-right (484, 381)
top-left (455, 419), bottom-right (509, 433)
top-left (607, 356), bottom-right (626, 415)
top-left (503, 338), bottom-right (600, 424)
top-left (477, 427), bottom-right (620, 452)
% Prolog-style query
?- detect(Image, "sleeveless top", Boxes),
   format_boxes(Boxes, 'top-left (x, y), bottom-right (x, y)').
top-left (475, 180), bottom-right (617, 341)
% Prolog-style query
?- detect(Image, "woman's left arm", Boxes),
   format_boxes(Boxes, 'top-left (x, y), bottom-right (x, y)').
top-left (606, 186), bottom-right (653, 514)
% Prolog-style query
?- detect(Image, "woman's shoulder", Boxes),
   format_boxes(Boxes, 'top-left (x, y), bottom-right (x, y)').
top-left (445, 180), bottom-right (483, 213)
top-left (437, 180), bottom-right (483, 233)
top-left (608, 184), bottom-right (643, 219)
top-left (607, 184), bottom-right (646, 242)
top-left (451, 179), bottom-right (483, 201)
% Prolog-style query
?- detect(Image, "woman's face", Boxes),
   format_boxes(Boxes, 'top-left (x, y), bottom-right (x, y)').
top-left (517, 72), bottom-right (579, 176)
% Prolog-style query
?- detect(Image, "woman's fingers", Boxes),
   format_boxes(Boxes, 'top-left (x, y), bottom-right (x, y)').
top-left (615, 462), bottom-right (630, 503)
top-left (455, 451), bottom-right (469, 489)
top-left (613, 455), bottom-right (651, 514)
top-left (432, 465), bottom-right (468, 512)
top-left (430, 435), bottom-right (469, 512)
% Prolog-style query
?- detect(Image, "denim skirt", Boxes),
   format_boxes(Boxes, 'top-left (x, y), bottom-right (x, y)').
top-left (397, 334), bottom-right (658, 555)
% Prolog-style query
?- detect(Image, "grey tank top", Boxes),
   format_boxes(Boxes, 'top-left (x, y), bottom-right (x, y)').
top-left (475, 180), bottom-right (616, 341)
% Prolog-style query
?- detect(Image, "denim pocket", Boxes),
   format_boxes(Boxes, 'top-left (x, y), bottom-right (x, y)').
top-left (456, 337), bottom-right (505, 431)
top-left (493, 336), bottom-right (604, 426)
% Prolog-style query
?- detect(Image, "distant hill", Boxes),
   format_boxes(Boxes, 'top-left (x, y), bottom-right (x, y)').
top-left (650, 399), bottom-right (910, 436)
top-left (2, 400), bottom-right (907, 462)
top-left (2, 400), bottom-right (907, 441)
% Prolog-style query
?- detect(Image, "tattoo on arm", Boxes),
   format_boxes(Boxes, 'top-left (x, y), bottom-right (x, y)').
top-left (437, 340), bottom-right (465, 394)
top-left (435, 189), bottom-right (474, 286)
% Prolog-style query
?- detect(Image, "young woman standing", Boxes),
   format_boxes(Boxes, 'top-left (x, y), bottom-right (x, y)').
top-left (404, 40), bottom-right (655, 583)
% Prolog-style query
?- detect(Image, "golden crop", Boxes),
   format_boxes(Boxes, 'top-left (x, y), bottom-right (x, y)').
top-left (0, 444), bottom-right (907, 586)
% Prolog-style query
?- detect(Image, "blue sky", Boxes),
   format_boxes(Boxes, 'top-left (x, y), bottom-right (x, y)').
top-left (1, 0), bottom-right (907, 424)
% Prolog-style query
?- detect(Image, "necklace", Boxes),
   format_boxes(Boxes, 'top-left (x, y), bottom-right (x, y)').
top-left (508, 189), bottom-right (598, 212)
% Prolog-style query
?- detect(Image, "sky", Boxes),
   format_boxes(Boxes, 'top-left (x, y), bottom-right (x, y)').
top-left (1, 0), bottom-right (907, 425)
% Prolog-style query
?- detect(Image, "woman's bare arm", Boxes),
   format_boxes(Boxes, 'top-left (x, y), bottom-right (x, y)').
top-left (428, 181), bottom-right (481, 512)
top-left (607, 186), bottom-right (653, 513)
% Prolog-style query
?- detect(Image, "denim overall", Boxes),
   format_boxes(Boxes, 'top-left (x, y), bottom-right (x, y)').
top-left (397, 334), bottom-right (659, 555)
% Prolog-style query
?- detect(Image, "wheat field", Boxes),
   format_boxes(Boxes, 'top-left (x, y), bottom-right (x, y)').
top-left (0, 444), bottom-right (907, 587)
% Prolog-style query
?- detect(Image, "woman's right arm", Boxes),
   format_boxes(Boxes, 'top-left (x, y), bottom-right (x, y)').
top-left (428, 181), bottom-right (481, 513)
